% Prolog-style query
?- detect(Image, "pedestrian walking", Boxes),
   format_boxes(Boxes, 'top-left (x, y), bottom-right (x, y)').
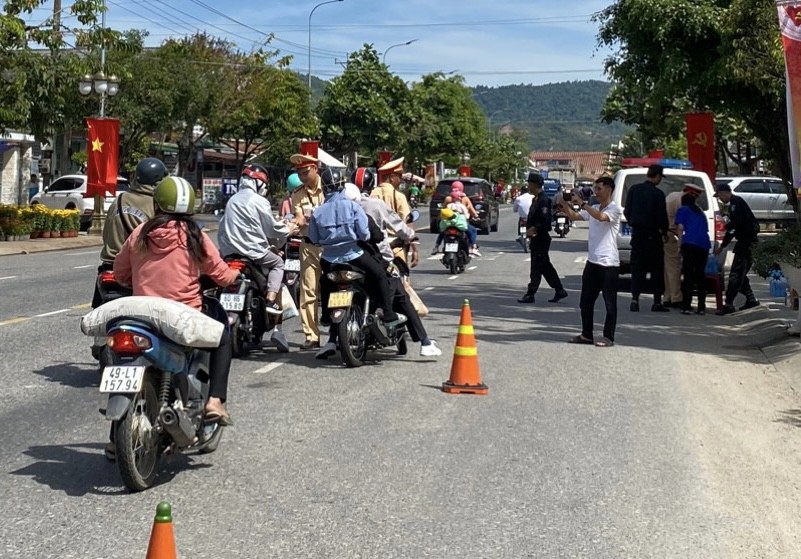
top-left (557, 176), bottom-right (622, 347)
top-left (713, 183), bottom-right (760, 315)
top-left (517, 172), bottom-right (567, 304)
top-left (624, 164), bottom-right (670, 312)
top-left (674, 186), bottom-right (710, 315)
top-left (27, 173), bottom-right (39, 204)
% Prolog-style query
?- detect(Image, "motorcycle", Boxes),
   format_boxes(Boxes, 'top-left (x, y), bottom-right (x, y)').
top-left (517, 217), bottom-right (529, 253)
top-left (553, 211), bottom-right (570, 238)
top-left (283, 235), bottom-right (302, 310)
top-left (326, 262), bottom-right (408, 368)
top-left (91, 266), bottom-right (132, 369)
top-left (441, 227), bottom-right (471, 274)
top-left (93, 300), bottom-right (226, 492)
top-left (219, 257), bottom-right (270, 357)
top-left (409, 194), bottom-right (419, 209)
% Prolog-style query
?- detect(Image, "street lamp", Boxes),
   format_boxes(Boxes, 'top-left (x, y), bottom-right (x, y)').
top-left (77, 0), bottom-right (120, 235)
top-left (308, 0), bottom-right (344, 98)
top-left (382, 39), bottom-right (418, 65)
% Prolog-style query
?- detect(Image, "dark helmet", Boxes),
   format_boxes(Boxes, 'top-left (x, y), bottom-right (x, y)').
top-left (242, 163), bottom-right (270, 195)
top-left (320, 167), bottom-right (345, 195)
top-left (350, 167), bottom-right (375, 193)
top-left (135, 157), bottom-right (168, 187)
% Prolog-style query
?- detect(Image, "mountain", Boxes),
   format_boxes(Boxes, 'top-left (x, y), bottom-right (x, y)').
top-left (471, 80), bottom-right (631, 152)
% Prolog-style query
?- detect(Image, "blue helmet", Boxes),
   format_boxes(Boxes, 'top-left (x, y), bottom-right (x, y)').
top-left (287, 173), bottom-right (303, 192)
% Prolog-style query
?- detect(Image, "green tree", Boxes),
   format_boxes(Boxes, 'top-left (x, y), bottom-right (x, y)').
top-left (595, 0), bottom-right (793, 205)
top-left (317, 44), bottom-right (411, 158)
top-left (404, 72), bottom-right (486, 168)
top-left (470, 133), bottom-right (529, 184)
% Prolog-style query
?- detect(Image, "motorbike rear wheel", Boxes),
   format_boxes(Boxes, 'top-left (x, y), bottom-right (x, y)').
top-left (230, 316), bottom-right (247, 358)
top-left (338, 302), bottom-right (367, 368)
top-left (115, 375), bottom-right (161, 492)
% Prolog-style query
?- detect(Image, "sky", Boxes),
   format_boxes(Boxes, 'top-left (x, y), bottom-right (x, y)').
top-left (28, 0), bottom-right (614, 88)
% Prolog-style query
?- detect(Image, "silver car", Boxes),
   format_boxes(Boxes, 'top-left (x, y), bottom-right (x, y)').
top-left (716, 176), bottom-right (794, 224)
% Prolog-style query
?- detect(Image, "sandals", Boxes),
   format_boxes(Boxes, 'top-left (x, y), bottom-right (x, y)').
top-left (568, 335), bottom-right (594, 345)
top-left (205, 409), bottom-right (234, 426)
top-left (595, 337), bottom-right (614, 348)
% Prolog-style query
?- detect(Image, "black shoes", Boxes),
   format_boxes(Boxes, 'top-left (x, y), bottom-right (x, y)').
top-left (739, 299), bottom-right (760, 311)
top-left (548, 289), bottom-right (568, 303)
top-left (518, 293), bottom-right (536, 304)
top-left (715, 304), bottom-right (735, 316)
top-left (651, 303), bottom-right (670, 312)
top-left (630, 301), bottom-right (640, 312)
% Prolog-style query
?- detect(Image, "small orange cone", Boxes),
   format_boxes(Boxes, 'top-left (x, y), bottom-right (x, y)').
top-left (443, 299), bottom-right (488, 395)
top-left (146, 502), bottom-right (177, 559)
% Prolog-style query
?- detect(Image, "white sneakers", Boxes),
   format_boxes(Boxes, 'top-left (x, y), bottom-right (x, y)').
top-left (315, 342), bottom-right (337, 359)
top-left (420, 340), bottom-right (442, 357)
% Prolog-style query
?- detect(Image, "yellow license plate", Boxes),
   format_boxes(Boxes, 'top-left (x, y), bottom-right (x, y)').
top-left (328, 291), bottom-right (354, 308)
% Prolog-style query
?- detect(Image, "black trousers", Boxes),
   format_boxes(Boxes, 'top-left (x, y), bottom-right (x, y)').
top-left (680, 244), bottom-right (707, 312)
top-left (204, 298), bottom-right (232, 402)
top-left (580, 262), bottom-right (619, 342)
top-left (527, 235), bottom-right (564, 295)
top-left (725, 247), bottom-right (756, 306)
top-left (320, 254), bottom-right (398, 323)
top-left (391, 277), bottom-right (426, 342)
top-left (630, 230), bottom-right (665, 300)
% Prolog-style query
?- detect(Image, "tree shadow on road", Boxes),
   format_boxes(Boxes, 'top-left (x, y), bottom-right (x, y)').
top-left (774, 409), bottom-right (801, 428)
top-left (31, 361), bottom-right (99, 389)
top-left (10, 442), bottom-right (212, 496)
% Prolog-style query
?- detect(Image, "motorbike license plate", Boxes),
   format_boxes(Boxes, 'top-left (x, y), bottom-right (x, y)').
top-left (444, 242), bottom-right (459, 253)
top-left (284, 258), bottom-right (301, 272)
top-left (99, 366), bottom-right (146, 393)
top-left (220, 293), bottom-right (245, 311)
top-left (557, 217), bottom-right (567, 224)
top-left (519, 226), bottom-right (527, 234)
top-left (328, 291), bottom-right (354, 308)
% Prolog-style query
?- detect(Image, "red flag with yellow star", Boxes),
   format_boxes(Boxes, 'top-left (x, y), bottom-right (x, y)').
top-left (85, 118), bottom-right (120, 197)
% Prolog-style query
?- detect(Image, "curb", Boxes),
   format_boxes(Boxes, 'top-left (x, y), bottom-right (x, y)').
top-left (0, 221), bottom-right (219, 257)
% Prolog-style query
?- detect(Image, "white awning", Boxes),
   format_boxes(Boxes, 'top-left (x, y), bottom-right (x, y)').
top-left (318, 147), bottom-right (346, 169)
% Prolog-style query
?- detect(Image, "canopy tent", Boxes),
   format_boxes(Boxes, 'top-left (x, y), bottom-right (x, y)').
top-left (318, 147), bottom-right (346, 169)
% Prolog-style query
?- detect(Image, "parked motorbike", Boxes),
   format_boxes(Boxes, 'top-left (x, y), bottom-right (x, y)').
top-left (441, 227), bottom-right (471, 274)
top-left (219, 257), bottom-right (269, 357)
top-left (99, 306), bottom-right (225, 492)
top-left (91, 267), bottom-right (132, 369)
top-left (553, 211), bottom-right (570, 238)
top-left (283, 235), bottom-right (302, 310)
top-left (326, 263), bottom-right (407, 368)
top-left (517, 217), bottom-right (528, 253)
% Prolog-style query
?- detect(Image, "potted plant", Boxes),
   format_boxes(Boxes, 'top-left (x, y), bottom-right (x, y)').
top-left (40, 211), bottom-right (52, 238)
top-left (50, 212), bottom-right (62, 238)
top-left (753, 225), bottom-right (801, 333)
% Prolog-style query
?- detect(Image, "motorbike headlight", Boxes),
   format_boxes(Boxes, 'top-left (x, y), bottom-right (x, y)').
top-left (326, 270), bottom-right (365, 282)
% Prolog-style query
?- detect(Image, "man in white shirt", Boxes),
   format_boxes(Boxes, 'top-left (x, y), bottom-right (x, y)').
top-left (512, 185), bottom-right (534, 220)
top-left (557, 176), bottom-right (622, 347)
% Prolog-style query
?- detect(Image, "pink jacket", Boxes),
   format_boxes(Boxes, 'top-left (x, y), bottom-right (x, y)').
top-left (114, 221), bottom-right (239, 310)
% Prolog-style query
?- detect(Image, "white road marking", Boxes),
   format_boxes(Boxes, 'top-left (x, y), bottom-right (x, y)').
top-left (424, 287), bottom-right (435, 291)
top-left (65, 250), bottom-right (100, 256)
top-left (252, 359), bottom-right (288, 374)
top-left (35, 308), bottom-right (71, 318)
top-left (497, 252), bottom-right (505, 255)
top-left (426, 255), bottom-right (440, 261)
top-left (468, 266), bottom-right (477, 270)
top-left (448, 275), bottom-right (459, 280)
top-left (574, 256), bottom-right (587, 264)
top-left (0, 276), bottom-right (17, 280)
top-left (72, 264), bottom-right (94, 269)
top-left (524, 257), bottom-right (531, 262)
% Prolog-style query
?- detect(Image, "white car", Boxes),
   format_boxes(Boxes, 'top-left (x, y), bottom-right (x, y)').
top-left (613, 167), bottom-right (724, 273)
top-left (31, 174), bottom-right (130, 229)
top-left (716, 176), bottom-right (795, 224)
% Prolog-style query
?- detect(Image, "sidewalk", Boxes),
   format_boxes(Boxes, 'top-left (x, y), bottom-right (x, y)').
top-left (0, 216), bottom-right (220, 257)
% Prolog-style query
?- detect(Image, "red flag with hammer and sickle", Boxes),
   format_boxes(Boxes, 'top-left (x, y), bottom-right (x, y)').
top-left (685, 112), bottom-right (715, 183)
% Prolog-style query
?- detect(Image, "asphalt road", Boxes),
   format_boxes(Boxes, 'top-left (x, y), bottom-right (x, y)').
top-left (1, 207), bottom-right (800, 558)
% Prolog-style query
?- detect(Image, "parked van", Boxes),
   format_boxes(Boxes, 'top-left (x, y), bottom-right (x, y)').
top-left (613, 167), bottom-right (724, 273)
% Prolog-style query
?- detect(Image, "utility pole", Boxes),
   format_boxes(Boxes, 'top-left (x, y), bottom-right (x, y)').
top-left (52, 0), bottom-right (65, 178)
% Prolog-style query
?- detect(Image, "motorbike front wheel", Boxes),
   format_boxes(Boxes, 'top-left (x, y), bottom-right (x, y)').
top-left (338, 302), bottom-right (368, 368)
top-left (115, 375), bottom-right (162, 492)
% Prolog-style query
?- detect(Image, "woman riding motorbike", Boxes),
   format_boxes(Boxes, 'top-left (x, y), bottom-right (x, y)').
top-left (113, 176), bottom-right (240, 425)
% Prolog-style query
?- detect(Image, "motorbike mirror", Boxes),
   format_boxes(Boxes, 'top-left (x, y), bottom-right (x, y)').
top-left (407, 209), bottom-right (420, 224)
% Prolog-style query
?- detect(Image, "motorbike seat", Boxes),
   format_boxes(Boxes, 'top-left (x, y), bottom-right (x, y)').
top-left (224, 254), bottom-right (269, 293)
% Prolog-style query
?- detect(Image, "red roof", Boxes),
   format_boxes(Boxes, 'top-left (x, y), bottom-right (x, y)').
top-left (529, 151), bottom-right (610, 178)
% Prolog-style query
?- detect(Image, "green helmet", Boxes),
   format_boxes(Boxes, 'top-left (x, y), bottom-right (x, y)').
top-left (286, 173), bottom-right (303, 192)
top-left (154, 176), bottom-right (195, 215)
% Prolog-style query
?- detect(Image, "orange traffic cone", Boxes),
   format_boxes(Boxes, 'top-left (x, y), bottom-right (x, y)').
top-left (146, 502), bottom-right (177, 559)
top-left (442, 299), bottom-right (488, 395)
